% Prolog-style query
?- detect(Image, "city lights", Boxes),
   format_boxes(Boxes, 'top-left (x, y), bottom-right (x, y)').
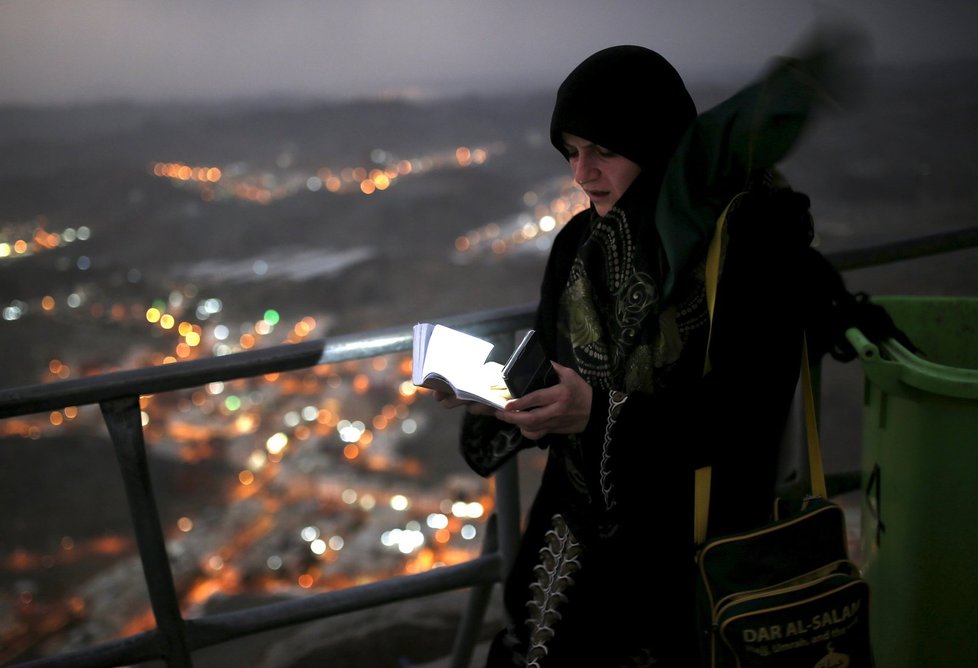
top-left (0, 127), bottom-right (578, 659)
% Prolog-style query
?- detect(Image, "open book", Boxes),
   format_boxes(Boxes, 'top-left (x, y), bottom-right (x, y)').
top-left (412, 324), bottom-right (556, 409)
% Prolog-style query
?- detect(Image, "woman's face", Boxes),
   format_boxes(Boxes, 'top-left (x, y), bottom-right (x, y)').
top-left (562, 132), bottom-right (642, 216)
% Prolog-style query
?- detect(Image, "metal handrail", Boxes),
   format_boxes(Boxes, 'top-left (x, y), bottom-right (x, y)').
top-left (0, 302), bottom-right (538, 420)
top-left (2, 226), bottom-right (976, 668)
top-left (2, 303), bottom-right (537, 668)
top-left (5, 225), bottom-right (977, 416)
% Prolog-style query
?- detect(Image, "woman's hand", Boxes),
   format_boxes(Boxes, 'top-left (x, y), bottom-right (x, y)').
top-left (493, 362), bottom-right (592, 440)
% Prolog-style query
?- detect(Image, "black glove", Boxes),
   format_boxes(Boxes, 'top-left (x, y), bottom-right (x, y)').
top-left (802, 250), bottom-right (919, 362)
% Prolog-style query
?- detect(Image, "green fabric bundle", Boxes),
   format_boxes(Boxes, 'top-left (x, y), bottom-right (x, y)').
top-left (656, 21), bottom-right (869, 298)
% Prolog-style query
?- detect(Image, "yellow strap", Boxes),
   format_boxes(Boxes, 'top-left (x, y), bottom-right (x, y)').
top-left (800, 337), bottom-right (828, 498)
top-left (694, 192), bottom-right (745, 544)
top-left (693, 467), bottom-right (712, 544)
top-left (702, 192), bottom-right (746, 375)
top-left (692, 192), bottom-right (826, 544)
top-left (694, 338), bottom-right (825, 544)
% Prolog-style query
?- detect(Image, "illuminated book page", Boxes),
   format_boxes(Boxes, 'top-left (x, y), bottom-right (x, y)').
top-left (412, 323), bottom-right (510, 408)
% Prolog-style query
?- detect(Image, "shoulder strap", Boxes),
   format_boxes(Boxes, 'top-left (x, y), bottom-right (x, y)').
top-left (701, 192), bottom-right (745, 375)
top-left (694, 338), bottom-right (825, 544)
top-left (800, 336), bottom-right (828, 498)
top-left (693, 194), bottom-right (826, 544)
top-left (694, 193), bottom-right (740, 542)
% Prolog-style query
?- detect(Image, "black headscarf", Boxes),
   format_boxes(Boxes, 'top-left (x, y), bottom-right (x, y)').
top-left (550, 45), bottom-right (697, 188)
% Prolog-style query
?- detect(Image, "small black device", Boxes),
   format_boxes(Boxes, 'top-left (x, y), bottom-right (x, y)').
top-left (502, 330), bottom-right (557, 398)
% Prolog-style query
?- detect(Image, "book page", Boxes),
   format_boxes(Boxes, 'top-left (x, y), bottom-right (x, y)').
top-left (421, 325), bottom-right (494, 379)
top-left (412, 322), bottom-right (434, 384)
top-left (412, 323), bottom-right (511, 407)
top-left (453, 361), bottom-right (508, 407)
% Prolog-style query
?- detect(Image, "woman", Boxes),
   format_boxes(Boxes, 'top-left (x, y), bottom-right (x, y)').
top-left (436, 44), bottom-right (855, 666)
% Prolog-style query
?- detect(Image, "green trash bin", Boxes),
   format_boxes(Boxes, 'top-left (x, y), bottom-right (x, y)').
top-left (846, 296), bottom-right (978, 668)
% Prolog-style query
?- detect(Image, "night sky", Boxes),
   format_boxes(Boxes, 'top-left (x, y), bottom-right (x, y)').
top-left (2, 0), bottom-right (977, 105)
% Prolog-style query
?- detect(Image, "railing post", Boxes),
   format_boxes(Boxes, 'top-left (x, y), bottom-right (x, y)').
top-left (448, 514), bottom-right (501, 668)
top-left (492, 458), bottom-right (522, 583)
top-left (100, 396), bottom-right (193, 668)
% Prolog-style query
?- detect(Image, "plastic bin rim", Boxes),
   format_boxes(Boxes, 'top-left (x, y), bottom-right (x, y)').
top-left (845, 327), bottom-right (978, 401)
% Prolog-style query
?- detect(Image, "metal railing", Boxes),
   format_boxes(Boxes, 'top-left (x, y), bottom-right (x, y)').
top-left (1, 226), bottom-right (976, 668)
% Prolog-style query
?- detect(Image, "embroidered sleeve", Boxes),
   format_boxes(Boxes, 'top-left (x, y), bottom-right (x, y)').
top-left (459, 413), bottom-right (538, 477)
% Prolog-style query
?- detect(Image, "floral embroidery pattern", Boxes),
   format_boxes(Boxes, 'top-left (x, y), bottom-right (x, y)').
top-left (525, 514), bottom-right (583, 668)
top-left (600, 390), bottom-right (629, 513)
top-left (562, 206), bottom-right (655, 390)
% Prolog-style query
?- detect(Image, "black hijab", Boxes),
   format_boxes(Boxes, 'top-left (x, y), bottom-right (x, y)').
top-left (550, 45), bottom-right (696, 193)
